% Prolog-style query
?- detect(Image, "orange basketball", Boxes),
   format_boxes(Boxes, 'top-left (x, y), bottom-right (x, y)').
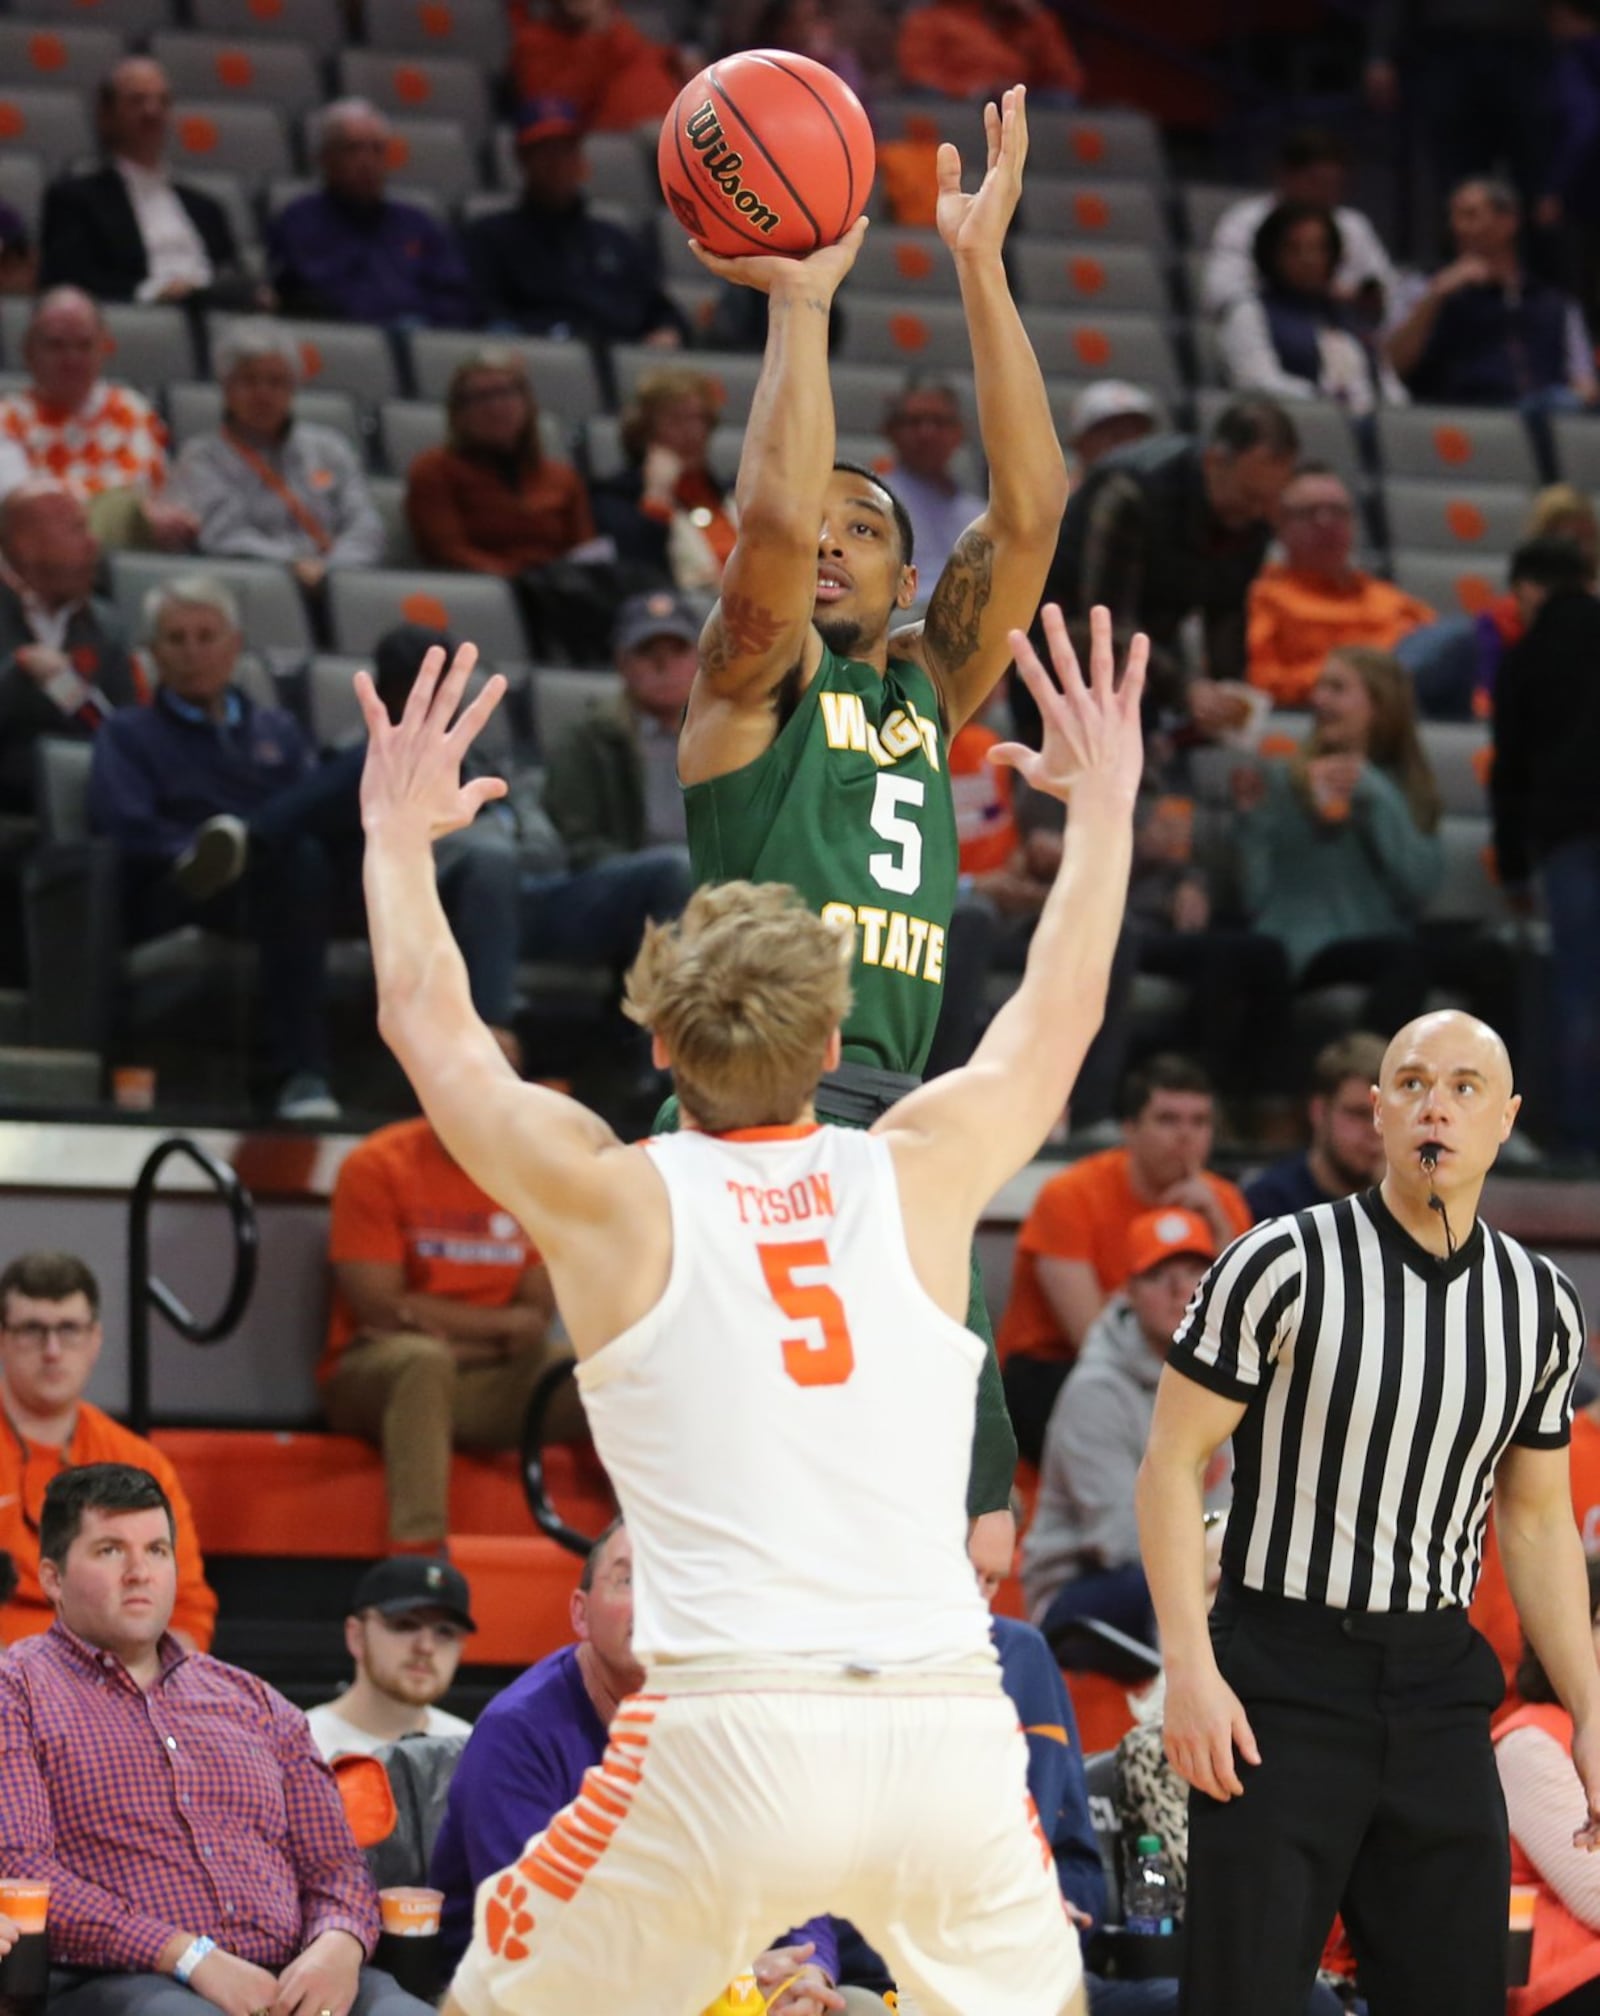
top-left (658, 49), bottom-right (874, 259)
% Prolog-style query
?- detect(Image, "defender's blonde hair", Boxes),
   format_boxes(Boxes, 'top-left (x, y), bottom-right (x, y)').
top-left (624, 882), bottom-right (853, 1133)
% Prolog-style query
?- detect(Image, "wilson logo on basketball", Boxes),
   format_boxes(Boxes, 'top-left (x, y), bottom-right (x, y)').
top-left (684, 100), bottom-right (781, 234)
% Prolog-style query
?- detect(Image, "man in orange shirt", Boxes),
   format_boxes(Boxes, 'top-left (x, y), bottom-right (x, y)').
top-left (509, 0), bottom-right (679, 133)
top-left (1247, 463), bottom-right (1434, 706)
top-left (0, 1249), bottom-right (215, 1648)
top-left (897, 0), bottom-right (1085, 102)
top-left (321, 1088), bottom-right (576, 1549)
top-left (997, 1053), bottom-right (1252, 1460)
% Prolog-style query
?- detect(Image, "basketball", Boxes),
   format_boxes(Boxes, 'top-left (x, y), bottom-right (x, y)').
top-left (657, 49), bottom-right (875, 259)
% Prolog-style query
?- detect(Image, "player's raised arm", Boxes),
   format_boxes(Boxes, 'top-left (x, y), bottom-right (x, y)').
top-left (904, 87), bottom-right (1070, 730)
top-left (879, 604), bottom-right (1144, 1216)
top-left (356, 647), bottom-right (621, 1244)
top-left (682, 223), bottom-right (867, 723)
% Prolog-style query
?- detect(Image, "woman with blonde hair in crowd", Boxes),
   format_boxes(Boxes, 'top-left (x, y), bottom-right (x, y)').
top-left (592, 366), bottom-right (736, 591)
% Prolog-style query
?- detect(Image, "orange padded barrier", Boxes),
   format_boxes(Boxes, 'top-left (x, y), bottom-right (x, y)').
top-left (1065, 1668), bottom-right (1140, 1754)
top-left (448, 1534), bottom-right (583, 1666)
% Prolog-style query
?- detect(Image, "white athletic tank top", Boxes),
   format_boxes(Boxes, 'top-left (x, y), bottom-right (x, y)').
top-left (576, 1123), bottom-right (994, 1669)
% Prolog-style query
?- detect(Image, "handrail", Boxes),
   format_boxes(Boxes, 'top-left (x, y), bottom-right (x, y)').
top-left (127, 1136), bottom-right (259, 1437)
top-left (520, 1359), bottom-right (598, 1558)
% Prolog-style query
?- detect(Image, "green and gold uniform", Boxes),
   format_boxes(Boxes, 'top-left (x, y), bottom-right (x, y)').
top-left (679, 641), bottom-right (1018, 1514)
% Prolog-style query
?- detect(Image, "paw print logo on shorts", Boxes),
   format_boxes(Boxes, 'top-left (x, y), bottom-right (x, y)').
top-left (485, 1872), bottom-right (536, 1961)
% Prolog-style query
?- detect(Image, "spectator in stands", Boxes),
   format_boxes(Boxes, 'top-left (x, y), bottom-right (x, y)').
top-left (509, 0), bottom-right (681, 131)
top-left (1529, 480), bottom-right (1600, 571)
top-left (1407, 531), bottom-right (1595, 723)
top-left (751, 0), bottom-right (869, 100)
top-left (1541, 1), bottom-right (1600, 336)
top-left (878, 376), bottom-right (986, 584)
top-left (996, 1055), bottom-right (1252, 1463)
top-left (0, 198), bottom-right (36, 298)
top-left (0, 1252), bottom-right (215, 1652)
top-left (0, 1462), bottom-right (430, 2016)
top-left (320, 1102), bottom-right (577, 1551)
top-left (40, 58), bottom-right (260, 310)
top-left (406, 349), bottom-right (596, 581)
top-left (167, 322), bottom-right (384, 591)
top-left (306, 1558), bottom-right (475, 1761)
top-left (896, 0), bottom-right (1083, 102)
top-left (88, 574), bottom-right (346, 1122)
top-left (0, 289), bottom-right (196, 551)
top-left (1231, 645), bottom-right (1442, 1035)
top-left (1243, 1030), bottom-right (1388, 1221)
top-left (1219, 203), bottom-right (1407, 417)
top-left (1035, 394), bottom-right (1299, 725)
top-left (1493, 1556), bottom-right (1600, 2014)
top-left (267, 101), bottom-right (475, 332)
top-left (1064, 380), bottom-right (1158, 476)
top-left (464, 99), bottom-right (683, 349)
top-left (1022, 1208), bottom-right (1226, 1664)
top-left (1384, 177), bottom-right (1598, 409)
top-left (1202, 127), bottom-right (1399, 324)
top-left (0, 481), bottom-right (141, 814)
top-left (1246, 462), bottom-right (1434, 706)
top-left (1492, 548), bottom-right (1600, 1161)
top-left (590, 368), bottom-right (734, 591)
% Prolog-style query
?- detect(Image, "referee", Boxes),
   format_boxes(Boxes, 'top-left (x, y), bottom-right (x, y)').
top-left (1136, 1009), bottom-right (1600, 2016)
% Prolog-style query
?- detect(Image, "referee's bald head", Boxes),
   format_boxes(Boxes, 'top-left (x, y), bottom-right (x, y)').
top-left (1380, 1011), bottom-right (1514, 1095)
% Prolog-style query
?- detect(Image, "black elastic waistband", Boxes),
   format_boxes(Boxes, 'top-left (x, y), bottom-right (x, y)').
top-left (1218, 1576), bottom-right (1473, 1645)
top-left (815, 1059), bottom-right (922, 1127)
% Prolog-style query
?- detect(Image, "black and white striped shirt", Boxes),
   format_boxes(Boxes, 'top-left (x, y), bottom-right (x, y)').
top-left (1170, 1189), bottom-right (1587, 1613)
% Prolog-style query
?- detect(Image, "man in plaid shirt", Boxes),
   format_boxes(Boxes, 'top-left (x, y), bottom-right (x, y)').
top-left (0, 1463), bottom-right (432, 2016)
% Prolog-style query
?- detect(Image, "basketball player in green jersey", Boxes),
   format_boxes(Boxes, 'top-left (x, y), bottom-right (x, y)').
top-left (677, 86), bottom-right (1068, 1519)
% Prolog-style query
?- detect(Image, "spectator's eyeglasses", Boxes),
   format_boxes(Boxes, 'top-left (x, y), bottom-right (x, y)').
top-left (2, 1320), bottom-right (95, 1351)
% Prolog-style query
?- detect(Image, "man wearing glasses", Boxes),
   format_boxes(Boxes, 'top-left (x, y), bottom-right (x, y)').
top-left (306, 1558), bottom-right (476, 1762)
top-left (0, 1250), bottom-right (215, 1650)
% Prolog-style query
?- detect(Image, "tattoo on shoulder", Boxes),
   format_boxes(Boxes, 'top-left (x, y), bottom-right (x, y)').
top-left (923, 527), bottom-right (996, 674)
top-left (720, 593), bottom-right (786, 660)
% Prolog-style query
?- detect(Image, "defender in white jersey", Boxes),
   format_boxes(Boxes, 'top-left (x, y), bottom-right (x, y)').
top-left (353, 603), bottom-right (1147, 2016)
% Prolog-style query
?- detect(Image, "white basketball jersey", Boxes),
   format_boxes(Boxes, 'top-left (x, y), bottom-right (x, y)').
top-left (576, 1123), bottom-right (993, 1669)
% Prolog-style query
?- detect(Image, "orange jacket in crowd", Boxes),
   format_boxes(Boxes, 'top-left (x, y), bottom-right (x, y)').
top-left (0, 1402), bottom-right (217, 1648)
top-left (1472, 1406), bottom-right (1600, 1696)
top-left (406, 445), bottom-right (596, 578)
top-left (950, 722), bottom-right (1018, 875)
top-left (1246, 562), bottom-right (1435, 707)
top-left (509, 6), bottom-right (680, 130)
top-left (896, 0), bottom-right (1084, 102)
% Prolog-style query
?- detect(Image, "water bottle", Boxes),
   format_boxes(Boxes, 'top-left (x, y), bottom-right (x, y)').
top-left (1124, 1833), bottom-right (1176, 1937)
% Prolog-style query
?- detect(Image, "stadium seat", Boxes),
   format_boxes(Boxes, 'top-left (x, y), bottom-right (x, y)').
top-left (870, 95), bottom-right (988, 157)
top-left (109, 550), bottom-right (314, 653)
top-left (153, 33), bottom-right (323, 119)
top-left (405, 329), bottom-right (603, 421)
top-left (169, 100), bottom-right (292, 183)
top-left (1024, 107), bottom-right (1165, 184)
top-left (0, 155), bottom-right (44, 247)
top-left (266, 174), bottom-right (448, 226)
top-left (1178, 183), bottom-right (1255, 251)
top-left (377, 397), bottom-right (446, 473)
top-left (664, 277), bottom-right (722, 343)
top-left (1189, 315), bottom-right (1227, 387)
top-left (1009, 241), bottom-right (1169, 315)
top-left (1193, 387), bottom-right (1365, 486)
top-left (0, 21), bottom-right (120, 94)
top-left (1380, 479), bottom-right (1527, 557)
top-left (529, 666), bottom-right (625, 754)
top-left (0, 88), bottom-right (93, 177)
top-left (1420, 721), bottom-right (1493, 818)
top-left (1375, 406), bottom-right (1538, 487)
top-left (190, 0), bottom-right (345, 58)
top-left (364, 475), bottom-right (410, 566)
top-left (824, 359), bottom-right (933, 433)
top-left (327, 568), bottom-right (531, 662)
top-left (210, 313), bottom-right (400, 405)
top-left (1020, 177), bottom-right (1169, 251)
top-left (1389, 549), bottom-right (1504, 619)
top-left (839, 296), bottom-right (1183, 397)
top-left (364, 0), bottom-right (509, 66)
top-left (183, 167), bottom-right (264, 267)
top-left (303, 113), bottom-right (480, 210)
top-left (7, 0), bottom-right (171, 34)
top-left (338, 49), bottom-right (490, 134)
top-left (166, 379), bottom-right (366, 454)
top-left (1549, 410), bottom-right (1600, 491)
top-left (1426, 813), bottom-right (1510, 926)
top-left (611, 341), bottom-right (763, 424)
top-left (839, 226), bottom-right (961, 301)
top-left (0, 299), bottom-right (201, 391)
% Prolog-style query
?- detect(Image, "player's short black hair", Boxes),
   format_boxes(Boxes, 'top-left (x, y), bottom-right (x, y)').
top-left (833, 460), bottom-right (915, 570)
top-left (1510, 536), bottom-right (1594, 593)
top-left (1277, 126), bottom-right (1346, 172)
top-left (39, 1464), bottom-right (174, 1570)
top-left (1120, 1053), bottom-right (1215, 1121)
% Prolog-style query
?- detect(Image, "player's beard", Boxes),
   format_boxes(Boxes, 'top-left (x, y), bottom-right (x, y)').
top-left (814, 612), bottom-right (866, 657)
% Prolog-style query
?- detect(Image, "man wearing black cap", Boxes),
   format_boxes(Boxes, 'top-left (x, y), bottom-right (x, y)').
top-left (306, 1558), bottom-right (477, 1762)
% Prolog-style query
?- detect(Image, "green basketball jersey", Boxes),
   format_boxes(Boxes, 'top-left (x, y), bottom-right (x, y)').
top-left (685, 642), bottom-right (958, 1077)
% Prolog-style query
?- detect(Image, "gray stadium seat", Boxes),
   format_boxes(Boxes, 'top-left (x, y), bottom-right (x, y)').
top-left (611, 342), bottom-right (763, 425)
top-left (1420, 721), bottom-right (1492, 818)
top-left (869, 95), bottom-right (988, 158)
top-left (327, 569), bottom-right (530, 663)
top-left (405, 331), bottom-right (603, 422)
top-left (153, 33), bottom-right (323, 120)
top-left (0, 88), bottom-right (93, 177)
top-left (166, 379), bottom-right (366, 454)
top-left (376, 397), bottom-right (567, 474)
top-left (209, 313), bottom-right (399, 405)
top-left (1024, 107), bottom-right (1165, 184)
top-left (0, 154), bottom-right (44, 237)
top-left (338, 50), bottom-right (490, 134)
top-left (840, 227), bottom-right (960, 301)
top-left (1009, 241), bottom-right (1169, 315)
top-left (7, 0), bottom-right (171, 34)
top-left (1193, 387), bottom-right (1364, 486)
top-left (169, 100), bottom-right (292, 183)
top-left (1375, 406), bottom-right (1538, 487)
top-left (366, 474), bottom-right (409, 566)
top-left (1550, 411), bottom-right (1600, 491)
top-left (108, 552), bottom-right (314, 653)
top-left (190, 0), bottom-right (345, 57)
top-left (96, 305), bottom-right (199, 392)
top-left (1389, 549), bottom-right (1505, 620)
top-left (1425, 813), bottom-right (1510, 926)
top-left (364, 0), bottom-right (508, 65)
top-left (183, 168), bottom-right (263, 268)
top-left (1178, 183), bottom-right (1256, 251)
top-left (1021, 177), bottom-right (1169, 251)
top-left (0, 20), bottom-right (120, 94)
top-left (839, 296), bottom-right (1182, 397)
top-left (529, 666), bottom-right (625, 755)
top-left (1380, 479), bottom-right (1528, 558)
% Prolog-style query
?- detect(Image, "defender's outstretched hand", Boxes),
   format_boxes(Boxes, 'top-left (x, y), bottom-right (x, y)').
top-left (689, 214), bottom-right (869, 297)
top-left (936, 84), bottom-right (1028, 259)
top-left (355, 642), bottom-right (508, 842)
top-left (990, 604), bottom-right (1146, 809)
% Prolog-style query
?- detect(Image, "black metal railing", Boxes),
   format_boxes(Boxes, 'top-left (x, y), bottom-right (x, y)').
top-left (519, 1359), bottom-right (600, 1558)
top-left (127, 1137), bottom-right (258, 1437)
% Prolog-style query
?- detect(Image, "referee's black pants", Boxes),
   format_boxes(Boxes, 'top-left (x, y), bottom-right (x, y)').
top-left (1181, 1578), bottom-right (1510, 2016)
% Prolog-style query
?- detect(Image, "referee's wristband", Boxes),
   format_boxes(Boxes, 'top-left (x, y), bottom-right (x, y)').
top-left (173, 1936), bottom-right (217, 1985)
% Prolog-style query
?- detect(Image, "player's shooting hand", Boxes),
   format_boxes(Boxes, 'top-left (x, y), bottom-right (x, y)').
top-left (1571, 1715), bottom-right (1600, 1850)
top-left (689, 215), bottom-right (868, 300)
top-left (354, 642), bottom-right (508, 844)
top-left (990, 604), bottom-right (1146, 812)
top-left (936, 84), bottom-right (1027, 261)
top-left (1163, 1658), bottom-right (1260, 1803)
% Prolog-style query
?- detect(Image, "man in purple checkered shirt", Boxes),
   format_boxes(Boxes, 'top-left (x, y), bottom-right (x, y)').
top-left (0, 1463), bottom-right (433, 2016)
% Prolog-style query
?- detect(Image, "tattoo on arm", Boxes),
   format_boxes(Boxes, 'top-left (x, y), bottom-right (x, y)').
top-left (923, 526), bottom-right (995, 676)
top-left (721, 593), bottom-right (786, 659)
